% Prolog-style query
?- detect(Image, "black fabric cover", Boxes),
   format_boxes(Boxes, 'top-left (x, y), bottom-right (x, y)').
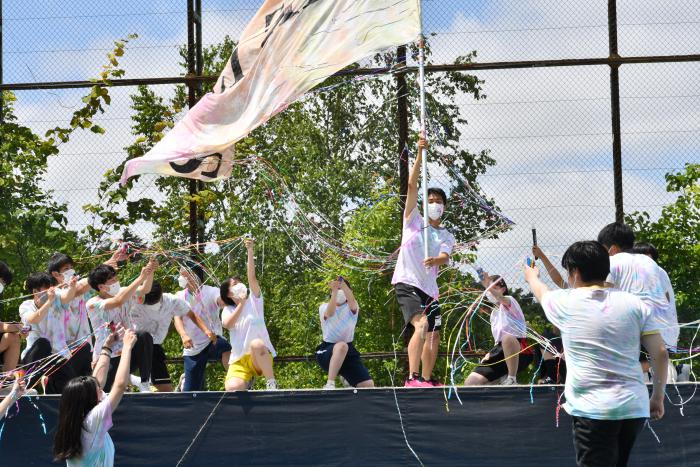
top-left (2, 385), bottom-right (698, 466)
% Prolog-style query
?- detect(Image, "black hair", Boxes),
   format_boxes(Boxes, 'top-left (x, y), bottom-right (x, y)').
top-left (489, 275), bottom-right (508, 295)
top-left (561, 241), bottom-right (610, 283)
top-left (53, 376), bottom-right (100, 461)
top-left (0, 261), bottom-right (13, 286)
top-left (26, 272), bottom-right (53, 293)
top-left (47, 252), bottom-right (74, 275)
top-left (427, 187), bottom-right (448, 206)
top-left (144, 281), bottom-right (163, 305)
top-left (219, 277), bottom-right (242, 307)
top-left (597, 222), bottom-right (635, 251)
top-left (88, 265), bottom-right (116, 291)
top-left (182, 261), bottom-right (205, 283)
top-left (632, 242), bottom-right (658, 262)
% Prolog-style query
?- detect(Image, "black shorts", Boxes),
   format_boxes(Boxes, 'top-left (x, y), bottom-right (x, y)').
top-left (472, 340), bottom-right (534, 382)
top-left (151, 344), bottom-right (171, 385)
top-left (315, 341), bottom-right (371, 387)
top-left (572, 416), bottom-right (645, 467)
top-left (395, 283), bottom-right (442, 332)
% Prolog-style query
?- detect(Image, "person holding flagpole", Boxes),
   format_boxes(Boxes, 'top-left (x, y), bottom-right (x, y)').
top-left (392, 138), bottom-right (456, 387)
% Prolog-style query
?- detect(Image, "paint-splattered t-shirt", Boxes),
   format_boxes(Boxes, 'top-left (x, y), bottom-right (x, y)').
top-left (608, 252), bottom-right (678, 348)
top-left (176, 285), bottom-right (223, 357)
top-left (391, 208), bottom-right (455, 299)
top-left (19, 296), bottom-right (69, 359)
top-left (222, 292), bottom-right (275, 364)
top-left (67, 397), bottom-right (114, 467)
top-left (319, 301), bottom-right (358, 343)
top-left (541, 287), bottom-right (659, 420)
top-left (486, 295), bottom-right (527, 343)
top-left (87, 294), bottom-right (142, 360)
top-left (61, 292), bottom-right (93, 348)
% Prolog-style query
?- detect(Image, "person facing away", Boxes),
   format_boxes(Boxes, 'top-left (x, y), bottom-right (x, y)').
top-left (86, 258), bottom-right (158, 392)
top-left (391, 138), bottom-right (456, 387)
top-left (174, 262), bottom-right (231, 392)
top-left (316, 276), bottom-right (374, 389)
top-left (464, 273), bottom-right (533, 386)
top-left (220, 238), bottom-right (277, 391)
top-left (525, 240), bottom-right (668, 467)
top-left (129, 281), bottom-right (215, 392)
top-left (54, 327), bottom-right (137, 467)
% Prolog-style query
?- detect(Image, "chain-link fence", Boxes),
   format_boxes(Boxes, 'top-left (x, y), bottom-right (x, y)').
top-left (2, 0), bottom-right (697, 289)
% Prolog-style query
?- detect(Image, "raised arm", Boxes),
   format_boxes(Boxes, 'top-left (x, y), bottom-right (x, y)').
top-left (24, 287), bottom-right (57, 325)
top-left (524, 263), bottom-right (550, 303)
top-left (340, 279), bottom-right (358, 314)
top-left (0, 376), bottom-right (26, 421)
top-left (108, 329), bottom-right (137, 411)
top-left (532, 246), bottom-right (566, 289)
top-left (99, 265), bottom-right (149, 311)
top-left (323, 281), bottom-right (340, 319)
top-left (93, 329), bottom-right (120, 389)
top-left (642, 332), bottom-right (668, 421)
top-left (58, 275), bottom-right (79, 305)
top-left (136, 257), bottom-right (158, 297)
top-left (244, 239), bottom-right (261, 298)
top-left (222, 298), bottom-right (246, 329)
top-left (404, 138), bottom-right (427, 220)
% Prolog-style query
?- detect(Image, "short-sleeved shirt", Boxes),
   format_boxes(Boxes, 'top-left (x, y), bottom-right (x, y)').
top-left (67, 397), bottom-right (115, 467)
top-left (20, 297), bottom-right (69, 359)
top-left (60, 292), bottom-right (93, 348)
top-left (222, 293), bottom-right (276, 364)
top-left (391, 208), bottom-right (455, 299)
top-left (87, 295), bottom-right (142, 360)
top-left (658, 268), bottom-right (679, 350)
top-left (130, 293), bottom-right (190, 345)
top-left (541, 287), bottom-right (659, 420)
top-left (319, 302), bottom-right (359, 343)
top-left (486, 295), bottom-right (527, 343)
top-left (175, 285), bottom-right (223, 357)
top-left (608, 252), bottom-right (678, 348)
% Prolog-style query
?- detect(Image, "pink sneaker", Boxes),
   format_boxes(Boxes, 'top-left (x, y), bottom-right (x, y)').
top-left (426, 379), bottom-right (443, 387)
top-left (404, 377), bottom-right (424, 388)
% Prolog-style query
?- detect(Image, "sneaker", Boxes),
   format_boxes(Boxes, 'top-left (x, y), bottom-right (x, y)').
top-left (266, 379), bottom-right (278, 390)
top-left (502, 376), bottom-right (517, 386)
top-left (426, 378), bottom-right (443, 387)
top-left (138, 382), bottom-right (152, 393)
top-left (540, 377), bottom-right (555, 385)
top-left (323, 382), bottom-right (336, 390)
top-left (339, 376), bottom-right (351, 388)
top-left (175, 374), bottom-right (186, 392)
top-left (129, 374), bottom-right (141, 387)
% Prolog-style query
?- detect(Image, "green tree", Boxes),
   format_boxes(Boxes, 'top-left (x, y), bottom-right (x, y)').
top-left (627, 163), bottom-right (699, 344)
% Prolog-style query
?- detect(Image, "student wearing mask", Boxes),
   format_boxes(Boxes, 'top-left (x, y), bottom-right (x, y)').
top-left (525, 241), bottom-right (667, 467)
top-left (392, 138), bottom-right (456, 387)
top-left (221, 239), bottom-right (277, 391)
top-left (86, 258), bottom-right (157, 392)
top-left (316, 277), bottom-right (373, 389)
top-left (19, 272), bottom-right (76, 394)
top-left (174, 263), bottom-right (230, 392)
top-left (130, 281), bottom-right (215, 392)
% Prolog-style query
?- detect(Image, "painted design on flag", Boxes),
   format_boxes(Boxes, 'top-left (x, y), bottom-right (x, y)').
top-left (120, 0), bottom-right (421, 184)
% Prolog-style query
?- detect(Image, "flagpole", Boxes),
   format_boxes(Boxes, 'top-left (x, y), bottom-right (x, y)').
top-left (417, 4), bottom-right (429, 261)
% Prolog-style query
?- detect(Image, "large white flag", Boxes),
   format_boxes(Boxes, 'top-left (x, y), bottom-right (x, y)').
top-left (120, 0), bottom-right (421, 184)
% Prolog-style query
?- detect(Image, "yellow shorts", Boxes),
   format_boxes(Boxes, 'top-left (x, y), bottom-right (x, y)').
top-left (225, 353), bottom-right (271, 383)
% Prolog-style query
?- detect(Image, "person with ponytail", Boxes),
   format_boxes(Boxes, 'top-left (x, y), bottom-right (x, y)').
top-left (53, 328), bottom-right (136, 466)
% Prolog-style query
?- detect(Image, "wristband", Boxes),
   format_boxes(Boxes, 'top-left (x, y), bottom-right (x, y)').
top-left (101, 346), bottom-right (113, 353)
top-left (100, 352), bottom-right (112, 358)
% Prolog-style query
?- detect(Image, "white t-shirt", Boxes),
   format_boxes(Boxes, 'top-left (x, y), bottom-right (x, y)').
top-left (658, 268), bottom-right (679, 350)
top-left (221, 293), bottom-right (276, 364)
top-left (391, 208), bottom-right (455, 299)
top-left (319, 302), bottom-right (358, 343)
top-left (176, 285), bottom-right (223, 357)
top-left (608, 252), bottom-right (678, 348)
top-left (60, 292), bottom-right (93, 348)
top-left (487, 295), bottom-right (527, 343)
top-left (541, 287), bottom-right (659, 420)
top-left (20, 296), bottom-right (69, 359)
top-left (130, 293), bottom-right (190, 345)
top-left (67, 397), bottom-right (115, 467)
top-left (86, 295), bottom-right (142, 360)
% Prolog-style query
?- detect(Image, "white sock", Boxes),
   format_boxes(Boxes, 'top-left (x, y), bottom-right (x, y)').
top-left (325, 380), bottom-right (336, 388)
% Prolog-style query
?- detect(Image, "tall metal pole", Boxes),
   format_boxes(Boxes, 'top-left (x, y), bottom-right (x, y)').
top-left (417, 9), bottom-right (430, 260)
top-left (194, 0), bottom-right (205, 250)
top-left (397, 45), bottom-right (409, 220)
top-left (187, 0), bottom-right (199, 252)
top-left (608, 0), bottom-right (624, 222)
top-left (1, 0), bottom-right (4, 124)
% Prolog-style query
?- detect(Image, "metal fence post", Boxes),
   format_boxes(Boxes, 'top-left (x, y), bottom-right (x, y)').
top-left (608, 0), bottom-right (624, 222)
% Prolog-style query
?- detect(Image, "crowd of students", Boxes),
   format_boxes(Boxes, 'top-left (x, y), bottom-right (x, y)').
top-left (0, 139), bottom-right (681, 466)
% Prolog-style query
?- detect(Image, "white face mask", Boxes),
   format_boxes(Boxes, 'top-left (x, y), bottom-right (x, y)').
top-left (106, 281), bottom-right (121, 297)
top-left (427, 202), bottom-right (444, 221)
top-left (62, 269), bottom-right (76, 282)
top-left (335, 289), bottom-right (347, 305)
top-left (178, 275), bottom-right (189, 288)
top-left (231, 283), bottom-right (248, 299)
